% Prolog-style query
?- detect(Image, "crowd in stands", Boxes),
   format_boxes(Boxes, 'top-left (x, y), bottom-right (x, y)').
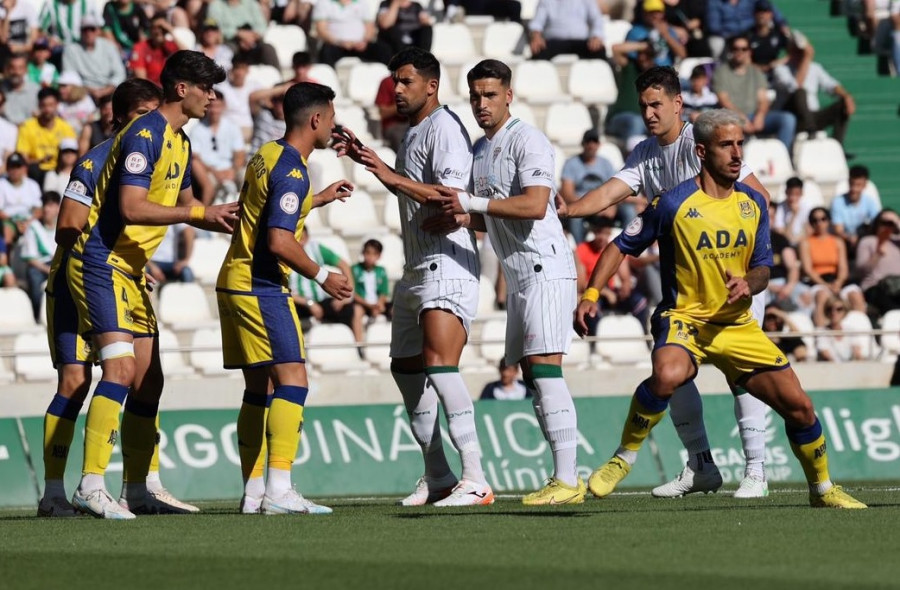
top-left (0, 0), bottom-right (898, 378)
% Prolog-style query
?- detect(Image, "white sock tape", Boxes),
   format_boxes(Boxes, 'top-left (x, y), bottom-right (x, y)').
top-left (99, 341), bottom-right (135, 361)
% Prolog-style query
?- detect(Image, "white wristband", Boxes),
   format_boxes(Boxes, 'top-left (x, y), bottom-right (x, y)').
top-left (314, 267), bottom-right (329, 285)
top-left (455, 190), bottom-right (472, 212)
top-left (469, 197), bottom-right (490, 214)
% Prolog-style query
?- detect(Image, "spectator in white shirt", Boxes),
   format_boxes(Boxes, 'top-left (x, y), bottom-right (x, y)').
top-left (216, 54), bottom-right (259, 144)
top-left (0, 151), bottom-right (42, 244)
top-left (42, 137), bottom-right (79, 195)
top-left (313, 0), bottom-right (392, 67)
top-left (773, 176), bottom-right (811, 246)
top-left (0, 89), bottom-right (18, 176)
top-left (189, 89), bottom-right (246, 205)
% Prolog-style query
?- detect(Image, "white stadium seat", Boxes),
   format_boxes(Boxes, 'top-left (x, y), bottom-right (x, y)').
top-left (477, 278), bottom-right (505, 320)
top-left (263, 23), bottom-right (308, 72)
top-left (520, 0), bottom-right (539, 20)
top-left (456, 60), bottom-right (481, 98)
top-left (511, 102), bottom-right (537, 129)
top-left (305, 324), bottom-right (369, 373)
top-left (189, 328), bottom-right (229, 376)
top-left (382, 192), bottom-right (402, 233)
top-left (743, 138), bottom-right (794, 190)
top-left (0, 288), bottom-right (40, 335)
top-left (438, 64), bottom-right (460, 104)
top-left (307, 64), bottom-right (345, 102)
top-left (563, 332), bottom-right (591, 369)
top-left (327, 189), bottom-right (382, 237)
top-left (352, 145), bottom-right (396, 193)
top-left (447, 101), bottom-right (484, 143)
top-left (157, 282), bottom-right (217, 329)
top-left (307, 149), bottom-right (349, 194)
top-left (598, 139), bottom-right (624, 170)
top-left (879, 310), bottom-right (900, 358)
top-left (794, 137), bottom-right (849, 185)
top-left (568, 60), bottom-right (618, 105)
top-left (479, 318), bottom-right (507, 364)
top-left (677, 57), bottom-right (715, 82)
top-left (787, 311), bottom-right (818, 359)
top-left (842, 310), bottom-right (879, 360)
top-left (544, 103), bottom-right (593, 146)
top-left (158, 329), bottom-right (195, 377)
top-left (303, 204), bottom-right (333, 237)
top-left (247, 64), bottom-right (283, 89)
top-left (364, 320), bottom-right (392, 371)
top-left (346, 62), bottom-right (391, 105)
top-left (603, 18), bottom-right (633, 47)
top-left (14, 332), bottom-right (56, 382)
top-left (171, 26), bottom-right (196, 50)
top-left (513, 61), bottom-right (566, 104)
top-left (190, 237), bottom-right (230, 285)
top-left (482, 21), bottom-right (529, 60)
top-left (431, 23), bottom-right (479, 65)
top-left (595, 315), bottom-right (650, 364)
top-left (315, 234), bottom-right (352, 263)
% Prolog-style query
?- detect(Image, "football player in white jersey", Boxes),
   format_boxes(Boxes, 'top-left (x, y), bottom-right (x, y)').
top-left (428, 59), bottom-right (584, 506)
top-left (333, 47), bottom-right (494, 507)
top-left (559, 66), bottom-right (771, 499)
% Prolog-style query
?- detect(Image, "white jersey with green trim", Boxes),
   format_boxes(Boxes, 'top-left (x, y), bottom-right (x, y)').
top-left (472, 117), bottom-right (576, 294)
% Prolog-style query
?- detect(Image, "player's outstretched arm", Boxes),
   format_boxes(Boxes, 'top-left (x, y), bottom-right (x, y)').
top-left (575, 242), bottom-right (627, 337)
top-left (562, 177), bottom-right (634, 219)
top-left (431, 185), bottom-right (552, 221)
top-left (725, 266), bottom-right (770, 304)
top-left (55, 199), bottom-right (90, 250)
top-left (268, 227), bottom-right (353, 301)
top-left (312, 180), bottom-right (354, 208)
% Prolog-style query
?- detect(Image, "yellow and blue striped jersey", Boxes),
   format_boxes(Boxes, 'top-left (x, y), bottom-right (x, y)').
top-left (217, 139), bottom-right (313, 295)
top-left (615, 179), bottom-right (772, 324)
top-left (72, 110), bottom-right (192, 276)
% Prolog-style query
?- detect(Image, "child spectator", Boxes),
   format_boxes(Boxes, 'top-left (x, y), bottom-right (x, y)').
top-left (26, 38), bottom-right (58, 87)
top-left (480, 360), bottom-right (531, 400)
top-left (351, 238), bottom-right (390, 351)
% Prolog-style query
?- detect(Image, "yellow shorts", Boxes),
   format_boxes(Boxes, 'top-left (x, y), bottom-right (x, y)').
top-left (67, 255), bottom-right (157, 338)
top-left (652, 311), bottom-right (790, 384)
top-left (217, 291), bottom-right (306, 369)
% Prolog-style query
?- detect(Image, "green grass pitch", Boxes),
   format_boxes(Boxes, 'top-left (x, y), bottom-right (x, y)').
top-left (2, 483), bottom-right (898, 590)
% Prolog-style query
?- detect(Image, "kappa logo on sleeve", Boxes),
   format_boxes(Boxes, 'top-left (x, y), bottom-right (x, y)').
top-left (287, 168), bottom-right (304, 180)
top-left (137, 129), bottom-right (153, 140)
top-left (81, 159), bottom-right (93, 171)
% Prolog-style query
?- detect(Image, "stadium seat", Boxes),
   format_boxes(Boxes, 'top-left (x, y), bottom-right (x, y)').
top-left (315, 234), bottom-right (352, 263)
top-left (307, 64), bottom-right (345, 103)
top-left (188, 328), bottom-right (229, 376)
top-left (13, 332), bottom-right (56, 382)
top-left (327, 189), bottom-right (383, 237)
top-left (438, 64), bottom-right (460, 104)
top-left (247, 64), bottom-right (283, 89)
top-left (335, 103), bottom-right (375, 144)
top-left (346, 62), bottom-right (391, 106)
top-left (794, 137), bottom-right (849, 187)
top-left (879, 309), bottom-right (900, 359)
top-left (563, 332), bottom-right (591, 369)
top-left (832, 178), bottom-right (882, 208)
top-left (519, 0), bottom-right (539, 20)
top-left (303, 204), bottom-right (333, 237)
top-left (447, 101), bottom-right (484, 143)
top-left (363, 320), bottom-right (392, 371)
top-left (0, 359), bottom-right (14, 384)
top-left (482, 21), bottom-right (529, 60)
top-left (479, 318), bottom-right (507, 364)
top-left (171, 26), bottom-right (196, 49)
top-left (511, 102), bottom-right (537, 129)
top-left (455, 60), bottom-right (481, 98)
top-left (677, 57), bottom-right (715, 82)
top-left (786, 311), bottom-right (818, 359)
top-left (351, 145), bottom-right (397, 193)
top-left (477, 278), bottom-right (506, 320)
top-left (598, 139), bottom-right (625, 170)
top-left (568, 60), bottom-right (618, 106)
top-left (742, 138), bottom-right (794, 190)
top-left (362, 231), bottom-right (404, 281)
top-left (843, 310), bottom-right (879, 359)
top-left (382, 192), bottom-right (402, 233)
top-left (594, 315), bottom-right (650, 364)
top-left (305, 324), bottom-right (369, 373)
top-left (603, 18), bottom-right (633, 47)
top-left (0, 288), bottom-right (40, 335)
top-left (157, 282), bottom-right (217, 329)
top-left (307, 149), bottom-right (349, 194)
top-left (431, 23), bottom-right (479, 65)
top-left (263, 23), bottom-right (308, 73)
top-left (544, 103), bottom-right (593, 146)
top-left (190, 237), bottom-right (230, 285)
top-left (513, 61), bottom-right (566, 104)
top-left (552, 143), bottom-right (567, 184)
top-left (158, 329), bottom-right (195, 377)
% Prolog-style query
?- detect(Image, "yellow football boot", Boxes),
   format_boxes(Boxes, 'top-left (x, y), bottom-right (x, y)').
top-left (588, 456), bottom-right (631, 498)
top-left (810, 485), bottom-right (867, 509)
top-left (522, 477), bottom-right (586, 506)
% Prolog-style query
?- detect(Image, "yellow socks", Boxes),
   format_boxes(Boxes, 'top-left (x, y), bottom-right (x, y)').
top-left (237, 391), bottom-right (270, 483)
top-left (43, 394), bottom-right (84, 481)
top-left (121, 397), bottom-right (159, 484)
top-left (82, 381), bottom-right (129, 481)
top-left (787, 418), bottom-right (832, 493)
top-left (618, 380), bottom-right (668, 458)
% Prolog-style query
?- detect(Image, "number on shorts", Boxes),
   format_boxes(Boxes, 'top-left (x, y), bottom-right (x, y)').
top-left (121, 287), bottom-right (129, 304)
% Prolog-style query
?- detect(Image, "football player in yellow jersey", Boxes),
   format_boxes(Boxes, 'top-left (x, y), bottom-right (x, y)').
top-left (575, 109), bottom-right (866, 509)
top-left (67, 51), bottom-right (239, 520)
top-left (217, 82), bottom-right (353, 515)
top-left (39, 79), bottom-right (172, 517)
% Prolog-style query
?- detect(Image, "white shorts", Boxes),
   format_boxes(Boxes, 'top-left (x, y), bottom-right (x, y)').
top-left (390, 277), bottom-right (479, 359)
top-left (504, 278), bottom-right (576, 365)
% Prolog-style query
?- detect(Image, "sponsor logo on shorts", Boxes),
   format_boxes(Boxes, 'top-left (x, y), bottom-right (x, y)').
top-left (124, 152), bottom-right (148, 174)
top-left (280, 192), bottom-right (300, 214)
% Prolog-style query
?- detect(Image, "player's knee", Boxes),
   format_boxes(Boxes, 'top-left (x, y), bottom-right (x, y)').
top-left (58, 365), bottom-right (92, 401)
top-left (651, 363), bottom-right (690, 395)
top-left (783, 393), bottom-right (816, 427)
top-left (100, 357), bottom-right (136, 387)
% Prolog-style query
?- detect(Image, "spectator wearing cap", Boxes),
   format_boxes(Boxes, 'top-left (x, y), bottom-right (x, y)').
top-left (0, 0), bottom-right (40, 57)
top-left (196, 18), bottom-right (234, 70)
top-left (207, 0), bottom-right (279, 68)
top-left (706, 0), bottom-right (787, 58)
top-left (313, 0), bottom-right (392, 67)
top-left (62, 13), bottom-right (126, 102)
top-left (0, 152), bottom-right (42, 245)
top-left (129, 13), bottom-right (186, 85)
top-left (528, 0), bottom-right (606, 61)
top-left (771, 31), bottom-right (856, 153)
top-left (376, 0), bottom-right (434, 55)
top-left (559, 129), bottom-right (618, 243)
top-left (188, 89), bottom-right (245, 205)
top-left (26, 38), bottom-right (59, 87)
top-left (1, 52), bottom-right (39, 125)
top-left (21, 191), bottom-right (60, 319)
top-left (42, 136), bottom-right (79, 194)
top-left (746, 0), bottom-right (790, 77)
top-left (57, 70), bottom-right (95, 134)
top-left (102, 0), bottom-right (151, 57)
top-left (0, 89), bottom-right (18, 175)
top-left (625, 0), bottom-right (686, 67)
top-left (15, 86), bottom-right (76, 183)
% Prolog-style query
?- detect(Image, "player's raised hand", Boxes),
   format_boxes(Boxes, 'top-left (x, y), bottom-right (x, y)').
top-left (321, 271), bottom-right (353, 300)
top-left (574, 299), bottom-right (598, 338)
top-left (201, 201), bottom-right (241, 233)
top-left (331, 125), bottom-right (365, 163)
top-left (357, 145), bottom-right (392, 178)
top-left (725, 269), bottom-right (751, 304)
top-left (314, 180), bottom-right (354, 207)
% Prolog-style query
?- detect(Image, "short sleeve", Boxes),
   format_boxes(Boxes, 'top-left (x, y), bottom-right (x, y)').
top-left (515, 129), bottom-right (554, 189)
top-left (265, 162), bottom-right (310, 232)
top-left (749, 192), bottom-right (774, 269)
top-left (180, 141), bottom-right (193, 192)
top-left (63, 161), bottom-right (94, 206)
top-left (613, 199), bottom-right (664, 257)
top-left (613, 147), bottom-right (646, 194)
top-left (118, 123), bottom-right (163, 189)
top-left (431, 116), bottom-right (472, 190)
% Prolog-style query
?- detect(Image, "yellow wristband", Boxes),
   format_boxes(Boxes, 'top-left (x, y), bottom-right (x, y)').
top-left (189, 206), bottom-right (205, 222)
top-left (581, 287), bottom-right (601, 303)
